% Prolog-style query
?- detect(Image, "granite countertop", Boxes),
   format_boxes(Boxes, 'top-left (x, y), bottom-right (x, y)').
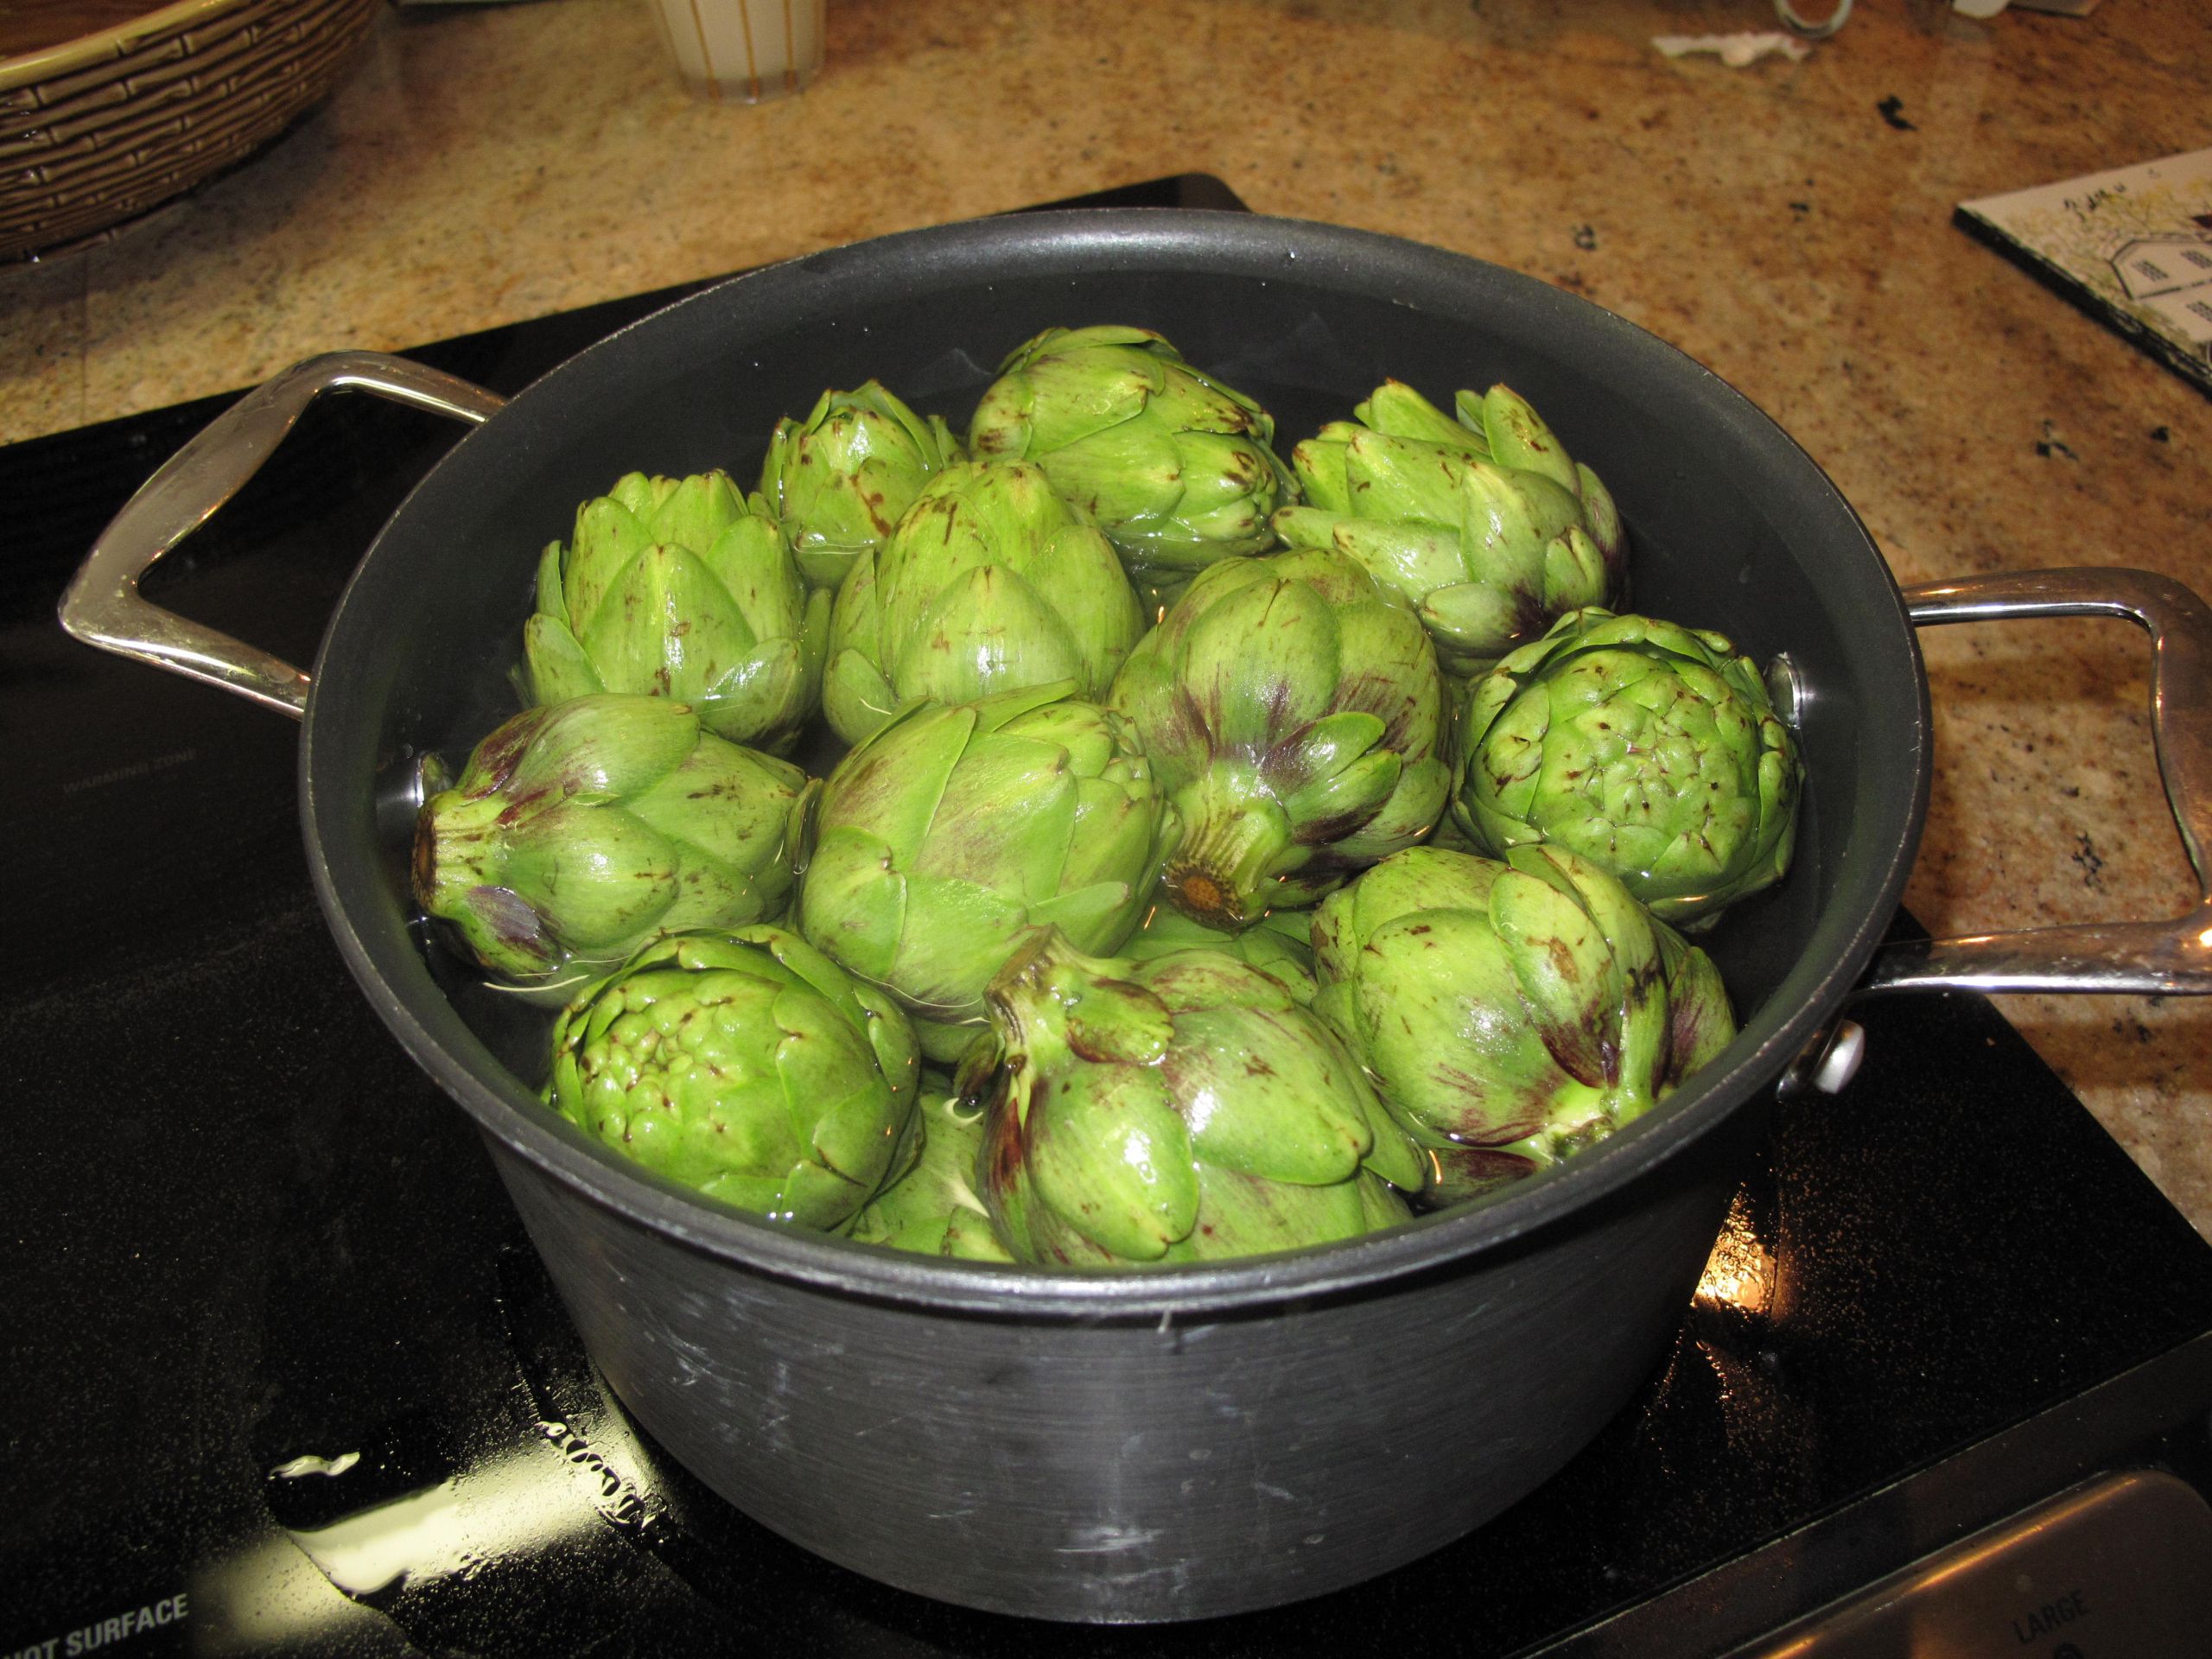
top-left (5, 0), bottom-right (2207, 1231)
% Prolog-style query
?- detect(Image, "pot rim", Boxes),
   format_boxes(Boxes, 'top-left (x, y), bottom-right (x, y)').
top-left (301, 209), bottom-right (1930, 1319)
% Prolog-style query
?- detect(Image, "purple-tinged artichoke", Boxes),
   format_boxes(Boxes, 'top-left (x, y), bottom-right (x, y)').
top-left (1312, 844), bottom-right (1735, 1203)
top-left (413, 694), bottom-right (805, 984)
top-left (968, 930), bottom-right (1424, 1266)
top-left (1107, 546), bottom-right (1448, 930)
top-left (1274, 380), bottom-right (1625, 678)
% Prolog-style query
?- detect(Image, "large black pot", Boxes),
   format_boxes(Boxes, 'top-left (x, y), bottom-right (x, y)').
top-left (60, 211), bottom-right (2212, 1623)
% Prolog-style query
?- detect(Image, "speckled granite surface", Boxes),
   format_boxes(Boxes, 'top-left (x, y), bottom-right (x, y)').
top-left (5, 0), bottom-right (2208, 1231)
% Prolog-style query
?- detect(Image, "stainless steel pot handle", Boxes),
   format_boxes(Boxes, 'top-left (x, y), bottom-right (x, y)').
top-left (1859, 566), bottom-right (2212, 998)
top-left (56, 351), bottom-right (508, 720)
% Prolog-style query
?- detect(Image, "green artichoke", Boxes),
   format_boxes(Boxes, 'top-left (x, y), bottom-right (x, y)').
top-left (1451, 608), bottom-right (1802, 927)
top-left (847, 1084), bottom-right (1014, 1261)
top-left (520, 470), bottom-right (828, 754)
top-left (820, 457), bottom-right (1144, 746)
top-left (1121, 903), bottom-right (1319, 1006)
top-left (1311, 844), bottom-right (1734, 1202)
top-left (1274, 380), bottom-right (1625, 678)
top-left (1107, 546), bottom-right (1449, 930)
top-left (544, 926), bottom-right (920, 1229)
top-left (798, 681), bottom-right (1176, 1062)
top-left (758, 381), bottom-right (962, 593)
top-left (413, 695), bottom-right (806, 983)
top-left (969, 929), bottom-right (1424, 1266)
top-left (966, 324), bottom-right (1296, 594)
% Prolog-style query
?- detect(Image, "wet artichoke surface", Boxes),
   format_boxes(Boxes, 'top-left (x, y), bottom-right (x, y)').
top-left (406, 332), bottom-right (1808, 1268)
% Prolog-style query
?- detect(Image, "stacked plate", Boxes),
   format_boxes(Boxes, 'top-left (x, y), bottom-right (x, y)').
top-left (1, 0), bottom-right (380, 261)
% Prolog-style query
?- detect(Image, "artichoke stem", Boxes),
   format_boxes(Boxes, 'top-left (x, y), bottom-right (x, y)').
top-left (987, 929), bottom-right (1087, 1065)
top-left (989, 928), bottom-right (1173, 1067)
top-left (1161, 773), bottom-right (1294, 930)
top-left (412, 791), bottom-right (507, 911)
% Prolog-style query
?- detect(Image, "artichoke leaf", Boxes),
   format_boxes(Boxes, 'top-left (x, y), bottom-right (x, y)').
top-left (736, 924), bottom-right (877, 1033)
top-left (1352, 1066), bottom-right (1431, 1195)
top-left (499, 803), bottom-right (681, 950)
top-left (890, 563), bottom-right (1091, 709)
top-left (1061, 774), bottom-right (1172, 893)
top-left (1024, 418), bottom-right (1184, 527)
top-left (1179, 575), bottom-right (1339, 754)
top-left (532, 538), bottom-right (570, 628)
top-left (1541, 526), bottom-right (1611, 614)
top-left (910, 728), bottom-right (1078, 895)
top-left (1358, 1169), bottom-right (1421, 1229)
top-left (1463, 462), bottom-right (1584, 570)
top-left (1471, 681), bottom-right (1553, 825)
top-left (772, 1157), bottom-right (878, 1232)
top-left (579, 542), bottom-right (758, 705)
top-left (633, 742), bottom-right (802, 871)
top-left (1342, 429), bottom-right (1473, 527)
top-left (988, 355), bottom-right (1161, 457)
top-left (1478, 385), bottom-right (1580, 497)
top-left (1314, 517), bottom-right (1471, 613)
top-left (779, 1009), bottom-right (909, 1198)
top-left (797, 826), bottom-right (911, 983)
top-left (1275, 747), bottom-right (1402, 845)
top-left (702, 514), bottom-right (810, 640)
top-left (1352, 909), bottom-right (1557, 1144)
top-left (691, 637), bottom-right (809, 745)
top-left (1269, 709), bottom-right (1389, 800)
top-left (1133, 946), bottom-right (1300, 1017)
top-left (1489, 866), bottom-right (1621, 1090)
top-left (505, 695), bottom-right (700, 804)
top-left (823, 648), bottom-right (904, 747)
top-left (1163, 1005), bottom-right (1372, 1185)
top-left (1365, 380), bottom-right (1485, 451)
top-left (1658, 926), bottom-right (1736, 1086)
top-left (521, 613), bottom-right (606, 708)
top-left (859, 985), bottom-right (925, 1096)
top-left (1330, 754), bottom-right (1451, 863)
top-left (651, 850), bottom-right (765, 936)
top-left (1285, 440), bottom-right (1354, 515)
top-left (1327, 599), bottom-right (1444, 732)
top-left (559, 494), bottom-right (654, 639)
top-left (1544, 849), bottom-right (1669, 1105)
top-left (1169, 1168), bottom-right (1373, 1261)
top-left (819, 701), bottom-right (976, 857)
top-left (1418, 581), bottom-right (1533, 671)
top-left (887, 873), bottom-right (1034, 1016)
top-left (1026, 878), bottom-right (1146, 951)
top-left (1028, 1062), bottom-right (1198, 1262)
top-left (451, 885), bottom-right (562, 980)
top-left (1577, 462), bottom-right (1626, 574)
top-left (647, 469), bottom-right (749, 562)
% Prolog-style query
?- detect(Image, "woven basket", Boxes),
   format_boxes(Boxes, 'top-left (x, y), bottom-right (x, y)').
top-left (1, 0), bottom-right (382, 262)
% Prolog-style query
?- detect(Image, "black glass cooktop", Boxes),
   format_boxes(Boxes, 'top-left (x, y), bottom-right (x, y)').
top-left (7, 175), bottom-right (2212, 1659)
